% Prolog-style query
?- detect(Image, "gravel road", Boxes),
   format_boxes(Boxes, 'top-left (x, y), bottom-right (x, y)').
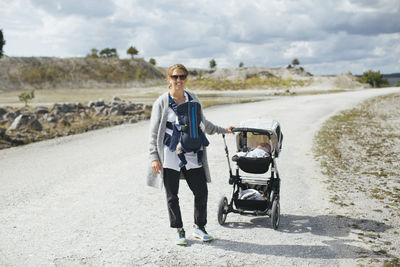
top-left (1, 87), bottom-right (399, 266)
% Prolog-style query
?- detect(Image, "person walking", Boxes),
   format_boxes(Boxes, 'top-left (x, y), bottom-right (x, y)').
top-left (147, 63), bottom-right (233, 245)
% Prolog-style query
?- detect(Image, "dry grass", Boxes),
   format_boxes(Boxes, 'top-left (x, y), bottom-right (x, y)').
top-left (187, 76), bottom-right (310, 90)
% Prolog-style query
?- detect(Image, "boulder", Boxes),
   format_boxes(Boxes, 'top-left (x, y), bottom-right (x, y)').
top-left (0, 107), bottom-right (7, 117)
top-left (76, 102), bottom-right (85, 110)
top-left (124, 103), bottom-right (137, 111)
top-left (4, 112), bottom-right (17, 121)
top-left (87, 101), bottom-right (95, 108)
top-left (111, 96), bottom-right (122, 105)
top-left (46, 114), bottom-right (58, 123)
top-left (95, 99), bottom-right (105, 107)
top-left (35, 106), bottom-right (49, 116)
top-left (29, 119), bottom-right (43, 131)
top-left (9, 114), bottom-right (33, 131)
top-left (52, 103), bottom-right (76, 113)
top-left (110, 107), bottom-right (123, 115)
top-left (62, 103), bottom-right (77, 113)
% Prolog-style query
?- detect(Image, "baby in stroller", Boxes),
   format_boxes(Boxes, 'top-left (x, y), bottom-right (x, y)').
top-left (234, 142), bottom-right (271, 159)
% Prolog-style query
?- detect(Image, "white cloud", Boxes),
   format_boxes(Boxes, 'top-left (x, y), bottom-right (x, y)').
top-left (284, 41), bottom-right (314, 59)
top-left (0, 0), bottom-right (399, 74)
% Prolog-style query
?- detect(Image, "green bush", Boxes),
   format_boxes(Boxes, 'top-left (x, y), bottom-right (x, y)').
top-left (209, 59), bottom-right (216, 69)
top-left (18, 90), bottom-right (35, 106)
top-left (149, 58), bottom-right (156, 66)
top-left (358, 70), bottom-right (389, 88)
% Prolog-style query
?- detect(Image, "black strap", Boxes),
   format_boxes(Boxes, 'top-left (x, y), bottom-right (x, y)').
top-left (166, 121), bottom-right (188, 132)
top-left (166, 121), bottom-right (173, 130)
top-left (164, 133), bottom-right (171, 146)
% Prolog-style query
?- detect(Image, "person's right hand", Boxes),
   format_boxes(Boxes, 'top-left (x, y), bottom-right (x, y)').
top-left (151, 160), bottom-right (162, 174)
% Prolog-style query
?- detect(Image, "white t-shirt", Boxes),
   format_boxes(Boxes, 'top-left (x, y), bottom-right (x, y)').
top-left (163, 92), bottom-right (202, 171)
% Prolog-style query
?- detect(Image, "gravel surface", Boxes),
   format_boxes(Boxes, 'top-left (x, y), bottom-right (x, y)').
top-left (0, 87), bottom-right (399, 266)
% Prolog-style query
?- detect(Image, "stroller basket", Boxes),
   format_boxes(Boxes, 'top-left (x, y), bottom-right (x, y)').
top-left (235, 156), bottom-right (272, 174)
top-left (234, 199), bottom-right (268, 211)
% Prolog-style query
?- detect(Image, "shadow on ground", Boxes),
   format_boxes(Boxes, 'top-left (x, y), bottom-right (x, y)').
top-left (214, 214), bottom-right (392, 259)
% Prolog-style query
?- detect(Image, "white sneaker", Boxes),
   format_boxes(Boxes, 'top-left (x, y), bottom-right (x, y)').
top-left (192, 226), bottom-right (214, 242)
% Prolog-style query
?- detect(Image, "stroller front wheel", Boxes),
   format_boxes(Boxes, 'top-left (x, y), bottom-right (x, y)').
top-left (217, 197), bottom-right (229, 225)
top-left (271, 198), bottom-right (280, 230)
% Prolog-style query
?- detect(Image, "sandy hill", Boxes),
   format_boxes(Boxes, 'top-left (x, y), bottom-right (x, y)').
top-left (0, 57), bottom-right (165, 91)
top-left (190, 67), bottom-right (312, 80)
top-left (0, 57), bottom-right (367, 91)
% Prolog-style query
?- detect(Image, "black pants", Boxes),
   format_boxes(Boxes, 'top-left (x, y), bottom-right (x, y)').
top-left (163, 167), bottom-right (208, 228)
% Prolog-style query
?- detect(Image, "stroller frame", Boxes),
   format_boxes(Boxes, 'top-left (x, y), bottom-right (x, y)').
top-left (218, 121), bottom-right (282, 230)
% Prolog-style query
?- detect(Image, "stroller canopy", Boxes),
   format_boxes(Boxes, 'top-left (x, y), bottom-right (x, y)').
top-left (234, 117), bottom-right (283, 156)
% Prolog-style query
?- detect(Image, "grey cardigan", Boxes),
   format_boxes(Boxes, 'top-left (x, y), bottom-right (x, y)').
top-left (146, 90), bottom-right (226, 188)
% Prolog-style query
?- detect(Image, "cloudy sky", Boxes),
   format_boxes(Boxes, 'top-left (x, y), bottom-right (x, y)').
top-left (1, 0), bottom-right (399, 75)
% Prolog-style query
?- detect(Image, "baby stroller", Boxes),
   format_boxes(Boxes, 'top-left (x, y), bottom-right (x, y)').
top-left (218, 118), bottom-right (283, 229)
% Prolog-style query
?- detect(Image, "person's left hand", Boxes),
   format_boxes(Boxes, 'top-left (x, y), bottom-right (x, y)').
top-left (226, 126), bottom-right (235, 134)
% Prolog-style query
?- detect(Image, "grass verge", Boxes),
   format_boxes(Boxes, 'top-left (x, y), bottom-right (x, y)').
top-left (313, 93), bottom-right (400, 266)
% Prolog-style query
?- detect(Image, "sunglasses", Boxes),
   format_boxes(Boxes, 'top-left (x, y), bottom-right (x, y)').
top-left (170, 75), bottom-right (187, 80)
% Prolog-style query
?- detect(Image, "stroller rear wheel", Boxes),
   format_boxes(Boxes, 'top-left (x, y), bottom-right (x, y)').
top-left (271, 198), bottom-right (280, 230)
top-left (217, 197), bottom-right (229, 225)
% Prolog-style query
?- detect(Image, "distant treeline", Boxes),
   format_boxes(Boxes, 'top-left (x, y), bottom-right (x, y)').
top-left (383, 73), bottom-right (400, 86)
top-left (382, 73), bottom-right (400, 78)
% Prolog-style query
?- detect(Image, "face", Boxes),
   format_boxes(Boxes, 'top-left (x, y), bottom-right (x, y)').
top-left (169, 68), bottom-right (187, 91)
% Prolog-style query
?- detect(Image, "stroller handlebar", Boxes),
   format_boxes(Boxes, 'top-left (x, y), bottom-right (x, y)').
top-left (231, 127), bottom-right (271, 138)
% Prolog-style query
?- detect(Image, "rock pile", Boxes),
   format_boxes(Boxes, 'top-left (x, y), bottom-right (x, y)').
top-left (0, 97), bottom-right (152, 149)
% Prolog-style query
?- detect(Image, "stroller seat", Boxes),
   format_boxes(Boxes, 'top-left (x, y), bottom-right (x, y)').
top-left (232, 155), bottom-right (272, 174)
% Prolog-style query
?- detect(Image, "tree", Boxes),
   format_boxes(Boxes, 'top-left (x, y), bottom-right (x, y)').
top-left (109, 48), bottom-right (118, 58)
top-left (209, 58), bottom-right (216, 69)
top-left (99, 48), bottom-right (111, 57)
top-left (0, 29), bottom-right (5, 58)
top-left (86, 48), bottom-right (99, 58)
top-left (358, 70), bottom-right (389, 88)
top-left (18, 90), bottom-right (35, 106)
top-left (286, 64), bottom-right (293, 69)
top-left (149, 58), bottom-right (156, 66)
top-left (99, 48), bottom-right (118, 58)
top-left (291, 58), bottom-right (300, 68)
top-left (127, 46), bottom-right (139, 59)
top-left (238, 62), bottom-right (244, 68)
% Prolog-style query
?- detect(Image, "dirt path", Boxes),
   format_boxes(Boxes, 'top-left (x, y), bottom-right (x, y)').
top-left (0, 87), bottom-right (399, 266)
